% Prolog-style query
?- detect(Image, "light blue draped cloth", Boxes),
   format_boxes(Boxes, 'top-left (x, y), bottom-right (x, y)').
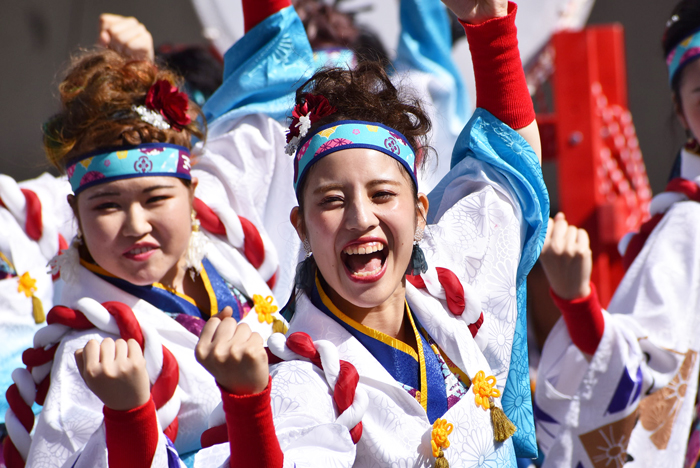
top-left (202, 6), bottom-right (314, 135)
top-left (203, 1), bottom-right (469, 138)
top-left (428, 109), bottom-right (549, 458)
top-left (393, 0), bottom-right (469, 137)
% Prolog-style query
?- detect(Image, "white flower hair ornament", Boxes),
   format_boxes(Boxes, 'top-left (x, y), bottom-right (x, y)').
top-left (285, 94), bottom-right (337, 155)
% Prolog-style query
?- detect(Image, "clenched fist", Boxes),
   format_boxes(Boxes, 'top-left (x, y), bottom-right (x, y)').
top-left (74, 338), bottom-right (151, 411)
top-left (539, 212), bottom-right (593, 300)
top-left (98, 14), bottom-right (154, 61)
top-left (195, 313), bottom-right (269, 395)
top-left (441, 0), bottom-right (508, 24)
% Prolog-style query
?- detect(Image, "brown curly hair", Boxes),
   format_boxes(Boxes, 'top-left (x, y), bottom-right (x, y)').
top-left (43, 48), bottom-right (205, 171)
top-left (293, 61), bottom-right (432, 180)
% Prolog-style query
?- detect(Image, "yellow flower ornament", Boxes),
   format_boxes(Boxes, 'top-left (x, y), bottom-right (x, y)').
top-left (17, 272), bottom-right (37, 298)
top-left (472, 370), bottom-right (501, 411)
top-left (253, 294), bottom-right (278, 324)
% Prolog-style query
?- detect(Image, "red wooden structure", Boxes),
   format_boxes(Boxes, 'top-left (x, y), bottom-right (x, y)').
top-left (533, 25), bottom-right (652, 306)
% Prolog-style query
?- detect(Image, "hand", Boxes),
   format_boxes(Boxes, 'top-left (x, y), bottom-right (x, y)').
top-left (539, 212), bottom-right (593, 300)
top-left (74, 338), bottom-right (151, 411)
top-left (441, 0), bottom-right (508, 24)
top-left (98, 14), bottom-right (155, 61)
top-left (195, 313), bottom-right (269, 395)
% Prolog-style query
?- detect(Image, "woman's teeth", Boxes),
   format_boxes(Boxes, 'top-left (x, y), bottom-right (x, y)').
top-left (128, 246), bottom-right (154, 255)
top-left (352, 265), bottom-right (383, 277)
top-left (342, 242), bottom-right (384, 255)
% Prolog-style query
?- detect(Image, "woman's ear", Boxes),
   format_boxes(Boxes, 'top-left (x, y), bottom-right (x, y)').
top-left (416, 193), bottom-right (429, 230)
top-left (189, 177), bottom-right (199, 202)
top-left (67, 194), bottom-right (79, 223)
top-left (673, 92), bottom-right (689, 130)
top-left (290, 206), bottom-right (305, 241)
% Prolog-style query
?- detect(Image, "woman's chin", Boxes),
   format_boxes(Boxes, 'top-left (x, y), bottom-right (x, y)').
top-left (335, 270), bottom-right (404, 309)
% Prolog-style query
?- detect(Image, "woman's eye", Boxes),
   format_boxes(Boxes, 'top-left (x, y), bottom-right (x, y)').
top-left (320, 196), bottom-right (344, 206)
top-left (372, 191), bottom-right (395, 201)
top-left (94, 202), bottom-right (119, 211)
top-left (146, 195), bottom-right (171, 204)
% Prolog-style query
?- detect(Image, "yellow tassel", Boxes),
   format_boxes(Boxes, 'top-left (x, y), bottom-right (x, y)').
top-left (272, 318), bottom-right (288, 334)
top-left (489, 399), bottom-right (517, 442)
top-left (434, 448), bottom-right (449, 468)
top-left (31, 295), bottom-right (45, 324)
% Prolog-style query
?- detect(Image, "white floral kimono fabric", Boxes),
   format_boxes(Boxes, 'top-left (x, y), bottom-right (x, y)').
top-left (194, 109), bottom-right (548, 467)
top-left (535, 150), bottom-right (700, 467)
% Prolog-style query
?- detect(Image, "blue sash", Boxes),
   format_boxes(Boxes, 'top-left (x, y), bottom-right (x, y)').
top-left (83, 258), bottom-right (242, 320)
top-left (311, 277), bottom-right (447, 423)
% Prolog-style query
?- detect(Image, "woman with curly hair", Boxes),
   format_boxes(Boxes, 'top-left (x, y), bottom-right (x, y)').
top-left (3, 42), bottom-right (287, 468)
top-left (193, 0), bottom-right (548, 465)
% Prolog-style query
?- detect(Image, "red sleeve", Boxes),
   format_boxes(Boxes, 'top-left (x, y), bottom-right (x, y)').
top-left (243, 0), bottom-right (292, 33)
top-left (550, 282), bottom-right (605, 355)
top-left (222, 377), bottom-right (283, 468)
top-left (103, 397), bottom-right (159, 468)
top-left (460, 2), bottom-right (536, 130)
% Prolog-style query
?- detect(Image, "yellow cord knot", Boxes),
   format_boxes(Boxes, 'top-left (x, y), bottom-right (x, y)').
top-left (472, 370), bottom-right (500, 411)
top-left (431, 418), bottom-right (453, 458)
top-left (253, 295), bottom-right (278, 324)
top-left (18, 272), bottom-right (37, 298)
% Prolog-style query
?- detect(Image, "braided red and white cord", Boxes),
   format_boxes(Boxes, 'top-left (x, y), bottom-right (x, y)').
top-left (0, 175), bottom-right (68, 280)
top-left (193, 198), bottom-right (277, 289)
top-left (407, 265), bottom-right (485, 340)
top-left (3, 298), bottom-right (180, 467)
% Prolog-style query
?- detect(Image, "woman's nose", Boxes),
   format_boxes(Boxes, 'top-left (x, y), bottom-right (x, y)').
top-left (345, 196), bottom-right (377, 231)
top-left (122, 204), bottom-right (152, 237)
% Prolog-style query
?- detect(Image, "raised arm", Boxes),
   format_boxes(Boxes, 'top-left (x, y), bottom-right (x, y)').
top-left (441, 0), bottom-right (541, 161)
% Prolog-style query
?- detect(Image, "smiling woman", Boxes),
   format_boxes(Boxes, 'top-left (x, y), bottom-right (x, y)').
top-left (193, 1), bottom-right (549, 467)
top-left (2, 48), bottom-right (288, 468)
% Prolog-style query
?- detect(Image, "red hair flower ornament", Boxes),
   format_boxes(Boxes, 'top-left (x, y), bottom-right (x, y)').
top-left (140, 79), bottom-right (192, 131)
top-left (285, 94), bottom-right (336, 155)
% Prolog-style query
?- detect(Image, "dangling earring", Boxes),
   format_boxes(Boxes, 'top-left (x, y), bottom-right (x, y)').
top-left (75, 227), bottom-right (84, 245)
top-left (685, 136), bottom-right (700, 156)
top-left (302, 239), bottom-right (312, 258)
top-left (406, 227), bottom-right (428, 276)
top-left (184, 209), bottom-right (208, 280)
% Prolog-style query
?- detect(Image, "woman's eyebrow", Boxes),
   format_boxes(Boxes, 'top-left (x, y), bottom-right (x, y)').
top-left (87, 191), bottom-right (120, 200)
top-left (313, 183), bottom-right (345, 194)
top-left (143, 184), bottom-right (175, 193)
top-left (367, 179), bottom-right (402, 188)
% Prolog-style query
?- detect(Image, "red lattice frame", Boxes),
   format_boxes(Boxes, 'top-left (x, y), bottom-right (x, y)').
top-left (533, 25), bottom-right (651, 306)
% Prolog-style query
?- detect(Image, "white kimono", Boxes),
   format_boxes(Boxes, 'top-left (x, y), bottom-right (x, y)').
top-left (535, 149), bottom-right (700, 467)
top-left (194, 109), bottom-right (549, 467)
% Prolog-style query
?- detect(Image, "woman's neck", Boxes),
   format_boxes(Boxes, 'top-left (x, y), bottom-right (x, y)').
top-left (159, 257), bottom-right (190, 294)
top-left (321, 277), bottom-right (417, 348)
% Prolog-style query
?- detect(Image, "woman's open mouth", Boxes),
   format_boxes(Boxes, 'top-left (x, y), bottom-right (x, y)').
top-left (341, 240), bottom-right (388, 282)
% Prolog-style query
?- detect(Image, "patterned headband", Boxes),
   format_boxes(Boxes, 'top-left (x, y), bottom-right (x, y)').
top-left (667, 28), bottom-right (700, 86)
top-left (67, 143), bottom-right (192, 195)
top-left (293, 120), bottom-right (417, 194)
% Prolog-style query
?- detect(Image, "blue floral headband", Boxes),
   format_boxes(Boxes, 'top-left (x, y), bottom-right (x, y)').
top-left (67, 143), bottom-right (192, 195)
top-left (292, 120), bottom-right (417, 194)
top-left (667, 28), bottom-right (700, 86)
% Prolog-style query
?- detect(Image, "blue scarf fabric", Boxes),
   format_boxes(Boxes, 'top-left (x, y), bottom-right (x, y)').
top-left (310, 277), bottom-right (448, 423)
top-left (85, 258), bottom-right (243, 320)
